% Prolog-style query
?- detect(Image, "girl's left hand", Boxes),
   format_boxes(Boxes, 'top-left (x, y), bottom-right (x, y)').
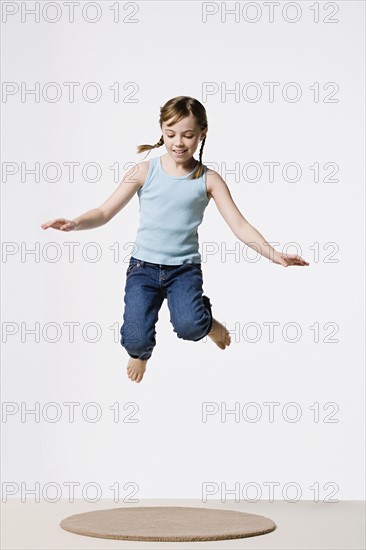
top-left (273, 252), bottom-right (309, 267)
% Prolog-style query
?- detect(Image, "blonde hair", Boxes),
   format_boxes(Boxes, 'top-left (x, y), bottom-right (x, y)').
top-left (137, 96), bottom-right (207, 180)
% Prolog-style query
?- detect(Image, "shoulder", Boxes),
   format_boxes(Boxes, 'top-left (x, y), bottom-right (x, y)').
top-left (124, 159), bottom-right (152, 189)
top-left (205, 167), bottom-right (225, 199)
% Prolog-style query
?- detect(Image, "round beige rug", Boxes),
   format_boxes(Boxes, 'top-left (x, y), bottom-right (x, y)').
top-left (60, 506), bottom-right (277, 542)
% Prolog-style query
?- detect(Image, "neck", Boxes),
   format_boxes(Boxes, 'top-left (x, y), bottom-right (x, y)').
top-left (164, 154), bottom-right (197, 172)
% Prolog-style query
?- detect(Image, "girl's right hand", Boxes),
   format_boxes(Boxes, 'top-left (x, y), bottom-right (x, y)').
top-left (41, 219), bottom-right (77, 231)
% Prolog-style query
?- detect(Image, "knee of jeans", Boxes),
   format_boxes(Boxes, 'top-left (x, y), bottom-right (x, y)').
top-left (174, 318), bottom-right (210, 341)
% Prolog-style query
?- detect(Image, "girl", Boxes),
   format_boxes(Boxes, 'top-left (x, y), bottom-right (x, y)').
top-left (41, 96), bottom-right (309, 384)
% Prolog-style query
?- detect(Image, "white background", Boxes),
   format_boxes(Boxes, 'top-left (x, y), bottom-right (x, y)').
top-left (1, 1), bottom-right (365, 501)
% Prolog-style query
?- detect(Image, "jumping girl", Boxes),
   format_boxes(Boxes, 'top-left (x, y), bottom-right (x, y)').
top-left (41, 96), bottom-right (309, 384)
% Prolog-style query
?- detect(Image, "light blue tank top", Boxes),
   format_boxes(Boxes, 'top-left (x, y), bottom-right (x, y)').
top-left (133, 155), bottom-right (210, 265)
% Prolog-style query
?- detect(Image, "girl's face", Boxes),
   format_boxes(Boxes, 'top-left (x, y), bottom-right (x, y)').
top-left (162, 113), bottom-right (207, 162)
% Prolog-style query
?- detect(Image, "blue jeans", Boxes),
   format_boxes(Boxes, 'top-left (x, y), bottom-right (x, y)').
top-left (120, 256), bottom-right (213, 360)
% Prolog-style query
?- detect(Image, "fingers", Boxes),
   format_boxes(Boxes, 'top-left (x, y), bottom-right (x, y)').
top-left (41, 219), bottom-right (60, 229)
top-left (41, 219), bottom-right (68, 230)
top-left (41, 220), bottom-right (55, 229)
top-left (296, 256), bottom-right (309, 266)
top-left (291, 258), bottom-right (309, 266)
top-left (282, 254), bottom-right (309, 267)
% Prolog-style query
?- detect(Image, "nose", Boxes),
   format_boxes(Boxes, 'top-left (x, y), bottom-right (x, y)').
top-left (175, 136), bottom-right (184, 147)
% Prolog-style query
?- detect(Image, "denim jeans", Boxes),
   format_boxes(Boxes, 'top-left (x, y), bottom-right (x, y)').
top-left (120, 256), bottom-right (213, 360)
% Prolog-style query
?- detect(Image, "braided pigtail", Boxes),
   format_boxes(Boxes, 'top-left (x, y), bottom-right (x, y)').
top-left (190, 135), bottom-right (206, 180)
top-left (136, 135), bottom-right (164, 158)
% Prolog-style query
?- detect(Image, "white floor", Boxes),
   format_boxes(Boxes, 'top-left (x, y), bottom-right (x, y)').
top-left (1, 499), bottom-right (365, 549)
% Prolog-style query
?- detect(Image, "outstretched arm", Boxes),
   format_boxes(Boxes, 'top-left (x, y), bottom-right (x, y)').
top-left (207, 170), bottom-right (309, 267)
top-left (41, 162), bottom-right (147, 231)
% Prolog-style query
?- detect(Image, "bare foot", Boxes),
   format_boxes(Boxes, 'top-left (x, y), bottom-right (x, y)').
top-left (127, 357), bottom-right (148, 383)
top-left (207, 318), bottom-right (231, 350)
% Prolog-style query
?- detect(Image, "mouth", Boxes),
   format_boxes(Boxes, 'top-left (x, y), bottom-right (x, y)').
top-left (173, 149), bottom-right (187, 155)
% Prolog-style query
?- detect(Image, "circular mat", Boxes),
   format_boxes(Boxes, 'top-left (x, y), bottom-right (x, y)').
top-left (60, 506), bottom-right (277, 542)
